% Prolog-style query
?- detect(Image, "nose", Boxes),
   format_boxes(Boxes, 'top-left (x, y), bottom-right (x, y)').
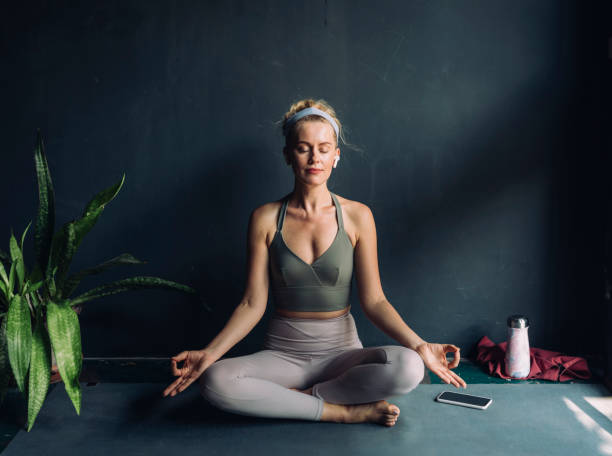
top-left (308, 150), bottom-right (321, 163)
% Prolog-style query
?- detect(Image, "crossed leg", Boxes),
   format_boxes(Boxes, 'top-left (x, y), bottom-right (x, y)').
top-left (199, 345), bottom-right (424, 426)
top-left (199, 349), bottom-right (324, 420)
top-left (294, 345), bottom-right (425, 425)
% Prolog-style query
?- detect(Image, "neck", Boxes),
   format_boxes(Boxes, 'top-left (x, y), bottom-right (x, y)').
top-left (289, 183), bottom-right (333, 213)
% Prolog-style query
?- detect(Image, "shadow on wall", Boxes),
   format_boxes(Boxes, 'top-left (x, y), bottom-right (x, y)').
top-left (369, 73), bottom-right (581, 358)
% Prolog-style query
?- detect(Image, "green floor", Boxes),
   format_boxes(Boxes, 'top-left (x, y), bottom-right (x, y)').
top-left (0, 358), bottom-right (607, 454)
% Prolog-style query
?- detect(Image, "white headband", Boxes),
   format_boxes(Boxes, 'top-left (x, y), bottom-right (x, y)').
top-left (282, 107), bottom-right (339, 139)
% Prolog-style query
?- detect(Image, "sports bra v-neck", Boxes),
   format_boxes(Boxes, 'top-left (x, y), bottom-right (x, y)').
top-left (268, 192), bottom-right (354, 312)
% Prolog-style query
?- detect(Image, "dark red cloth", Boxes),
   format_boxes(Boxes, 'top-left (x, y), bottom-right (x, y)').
top-left (475, 336), bottom-right (592, 382)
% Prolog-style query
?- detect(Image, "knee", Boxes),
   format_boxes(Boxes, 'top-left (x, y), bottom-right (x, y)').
top-left (198, 360), bottom-right (237, 406)
top-left (387, 347), bottom-right (425, 395)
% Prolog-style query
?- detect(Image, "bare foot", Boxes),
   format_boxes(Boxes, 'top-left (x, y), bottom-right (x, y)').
top-left (324, 400), bottom-right (400, 427)
top-left (289, 388), bottom-right (400, 426)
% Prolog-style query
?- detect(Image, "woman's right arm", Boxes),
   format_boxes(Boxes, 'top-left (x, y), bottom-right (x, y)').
top-left (163, 205), bottom-right (272, 397)
top-left (202, 205), bottom-right (271, 362)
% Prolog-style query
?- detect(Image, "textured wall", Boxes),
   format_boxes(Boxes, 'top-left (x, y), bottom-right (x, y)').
top-left (2, 1), bottom-right (608, 362)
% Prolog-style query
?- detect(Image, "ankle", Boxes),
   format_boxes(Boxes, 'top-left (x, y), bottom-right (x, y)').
top-left (321, 402), bottom-right (348, 423)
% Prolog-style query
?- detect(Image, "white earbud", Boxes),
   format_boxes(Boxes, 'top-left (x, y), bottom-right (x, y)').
top-left (333, 156), bottom-right (340, 168)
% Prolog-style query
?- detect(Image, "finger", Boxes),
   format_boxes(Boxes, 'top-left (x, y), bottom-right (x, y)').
top-left (438, 369), bottom-right (463, 388)
top-left (178, 377), bottom-right (195, 393)
top-left (163, 377), bottom-right (185, 397)
top-left (444, 369), bottom-right (465, 389)
top-left (171, 359), bottom-right (190, 376)
top-left (171, 351), bottom-right (189, 363)
top-left (175, 375), bottom-right (197, 395)
top-left (448, 349), bottom-right (461, 369)
top-left (450, 371), bottom-right (467, 388)
top-left (434, 369), bottom-right (453, 385)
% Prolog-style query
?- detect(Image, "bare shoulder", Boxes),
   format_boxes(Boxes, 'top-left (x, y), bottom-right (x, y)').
top-left (249, 199), bottom-right (284, 246)
top-left (334, 194), bottom-right (375, 244)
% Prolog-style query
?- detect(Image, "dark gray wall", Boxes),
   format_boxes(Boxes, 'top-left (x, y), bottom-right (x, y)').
top-left (2, 1), bottom-right (609, 363)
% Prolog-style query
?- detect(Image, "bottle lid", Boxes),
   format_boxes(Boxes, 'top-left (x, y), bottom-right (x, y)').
top-left (507, 315), bottom-right (529, 328)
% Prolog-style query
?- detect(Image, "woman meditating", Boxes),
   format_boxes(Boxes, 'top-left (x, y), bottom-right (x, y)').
top-left (163, 98), bottom-right (467, 426)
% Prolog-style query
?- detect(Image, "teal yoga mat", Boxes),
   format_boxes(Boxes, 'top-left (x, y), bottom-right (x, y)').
top-left (3, 382), bottom-right (611, 456)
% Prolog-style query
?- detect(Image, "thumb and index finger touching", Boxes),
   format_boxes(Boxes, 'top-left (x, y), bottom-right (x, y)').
top-left (170, 351), bottom-right (190, 375)
top-left (444, 344), bottom-right (461, 369)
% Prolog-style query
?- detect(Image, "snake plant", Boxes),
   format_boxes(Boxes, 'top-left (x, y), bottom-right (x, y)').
top-left (0, 130), bottom-right (196, 431)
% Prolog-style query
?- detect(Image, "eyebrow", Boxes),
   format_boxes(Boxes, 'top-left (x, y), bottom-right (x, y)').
top-left (297, 141), bottom-right (333, 146)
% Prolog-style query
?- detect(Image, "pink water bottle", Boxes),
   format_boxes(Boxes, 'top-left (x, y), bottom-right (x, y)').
top-left (505, 315), bottom-right (531, 378)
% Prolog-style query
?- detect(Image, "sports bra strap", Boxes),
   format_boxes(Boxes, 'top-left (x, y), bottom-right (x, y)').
top-left (277, 192), bottom-right (344, 231)
top-left (331, 193), bottom-right (344, 230)
top-left (277, 196), bottom-right (289, 231)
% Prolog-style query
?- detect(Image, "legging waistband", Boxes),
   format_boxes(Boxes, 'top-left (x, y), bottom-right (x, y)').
top-left (263, 311), bottom-right (362, 357)
top-left (270, 310), bottom-right (351, 323)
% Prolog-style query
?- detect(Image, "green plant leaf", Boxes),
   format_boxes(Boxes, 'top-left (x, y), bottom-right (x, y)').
top-left (9, 234), bottom-right (25, 292)
top-left (47, 222), bottom-right (77, 298)
top-left (83, 174), bottom-right (125, 217)
top-left (47, 175), bottom-right (126, 297)
top-left (46, 300), bottom-right (81, 415)
top-left (62, 253), bottom-right (146, 298)
top-left (6, 295), bottom-right (32, 393)
top-left (27, 280), bottom-right (44, 295)
top-left (33, 130), bottom-right (56, 276)
top-left (27, 318), bottom-right (51, 431)
top-left (28, 292), bottom-right (39, 311)
top-left (8, 261), bottom-right (16, 300)
top-left (0, 261), bottom-right (8, 288)
top-left (20, 221), bottom-right (31, 252)
top-left (0, 317), bottom-right (11, 406)
top-left (70, 276), bottom-right (196, 307)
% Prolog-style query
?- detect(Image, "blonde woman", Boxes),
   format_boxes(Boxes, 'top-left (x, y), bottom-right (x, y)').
top-left (163, 99), bottom-right (466, 426)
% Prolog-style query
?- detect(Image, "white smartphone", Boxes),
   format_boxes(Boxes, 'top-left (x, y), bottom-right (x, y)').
top-left (435, 391), bottom-right (493, 410)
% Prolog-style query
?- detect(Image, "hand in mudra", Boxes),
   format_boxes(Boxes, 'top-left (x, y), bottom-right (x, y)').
top-left (163, 349), bottom-right (213, 397)
top-left (415, 342), bottom-right (467, 389)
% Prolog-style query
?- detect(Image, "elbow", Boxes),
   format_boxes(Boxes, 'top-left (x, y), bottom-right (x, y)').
top-left (243, 295), bottom-right (267, 314)
top-left (361, 297), bottom-right (387, 317)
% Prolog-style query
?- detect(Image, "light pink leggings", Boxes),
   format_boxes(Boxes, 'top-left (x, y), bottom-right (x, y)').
top-left (199, 312), bottom-right (425, 421)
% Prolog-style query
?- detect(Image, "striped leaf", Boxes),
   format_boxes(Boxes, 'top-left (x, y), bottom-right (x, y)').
top-left (26, 280), bottom-right (44, 295)
top-left (62, 253), bottom-right (146, 298)
top-left (6, 295), bottom-right (32, 393)
top-left (0, 317), bottom-right (11, 406)
top-left (70, 276), bottom-right (196, 307)
top-left (8, 261), bottom-right (16, 298)
top-left (47, 175), bottom-right (125, 298)
top-left (0, 260), bottom-right (8, 288)
top-left (33, 130), bottom-right (55, 276)
top-left (46, 300), bottom-right (81, 415)
top-left (9, 234), bottom-right (25, 293)
top-left (47, 222), bottom-right (76, 298)
top-left (27, 318), bottom-right (51, 431)
top-left (82, 174), bottom-right (125, 217)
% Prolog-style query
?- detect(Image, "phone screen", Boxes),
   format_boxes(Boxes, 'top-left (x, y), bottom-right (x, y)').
top-left (438, 391), bottom-right (491, 407)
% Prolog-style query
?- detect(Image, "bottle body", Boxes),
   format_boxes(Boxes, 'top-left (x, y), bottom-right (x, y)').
top-left (505, 326), bottom-right (531, 378)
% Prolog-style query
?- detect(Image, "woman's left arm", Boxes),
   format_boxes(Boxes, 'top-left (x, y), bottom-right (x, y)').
top-left (352, 203), bottom-right (467, 389)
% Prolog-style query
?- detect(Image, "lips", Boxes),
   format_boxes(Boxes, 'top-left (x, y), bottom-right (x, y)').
top-left (306, 169), bottom-right (323, 173)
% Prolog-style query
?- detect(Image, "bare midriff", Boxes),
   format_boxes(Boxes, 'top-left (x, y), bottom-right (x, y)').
top-left (274, 305), bottom-right (351, 320)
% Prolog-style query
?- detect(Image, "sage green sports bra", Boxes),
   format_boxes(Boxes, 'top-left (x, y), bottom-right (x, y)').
top-left (268, 192), bottom-right (354, 312)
